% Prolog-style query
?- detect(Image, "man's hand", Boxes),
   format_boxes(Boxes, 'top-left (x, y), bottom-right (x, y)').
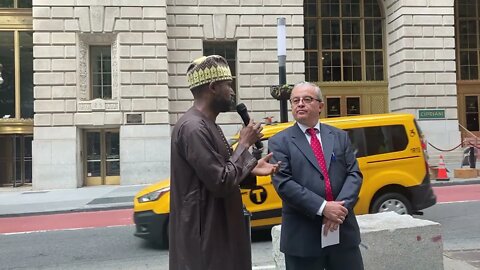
top-left (251, 153), bottom-right (281, 176)
top-left (238, 119), bottom-right (263, 148)
top-left (323, 218), bottom-right (339, 236)
top-left (322, 201), bottom-right (348, 225)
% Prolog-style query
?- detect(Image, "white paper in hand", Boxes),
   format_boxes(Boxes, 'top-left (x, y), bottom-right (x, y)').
top-left (321, 225), bottom-right (340, 248)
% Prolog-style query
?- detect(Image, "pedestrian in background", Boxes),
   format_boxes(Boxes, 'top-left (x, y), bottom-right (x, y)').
top-left (269, 82), bottom-right (364, 270)
top-left (169, 55), bottom-right (279, 270)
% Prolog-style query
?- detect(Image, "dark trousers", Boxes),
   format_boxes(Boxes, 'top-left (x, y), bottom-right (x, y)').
top-left (285, 246), bottom-right (364, 270)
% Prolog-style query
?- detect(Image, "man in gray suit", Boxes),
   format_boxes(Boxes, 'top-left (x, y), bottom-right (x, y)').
top-left (270, 82), bottom-right (364, 270)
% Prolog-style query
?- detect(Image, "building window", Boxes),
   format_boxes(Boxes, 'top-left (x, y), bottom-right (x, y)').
top-left (0, 31), bottom-right (33, 119)
top-left (304, 0), bottom-right (385, 82)
top-left (325, 96), bottom-right (361, 117)
top-left (203, 41), bottom-right (237, 110)
top-left (90, 46), bottom-right (112, 99)
top-left (466, 96), bottom-right (480, 130)
top-left (456, 0), bottom-right (480, 80)
top-left (0, 0), bottom-right (31, 8)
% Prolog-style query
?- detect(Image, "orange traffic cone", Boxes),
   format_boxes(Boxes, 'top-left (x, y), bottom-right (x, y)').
top-left (436, 155), bottom-right (450, 181)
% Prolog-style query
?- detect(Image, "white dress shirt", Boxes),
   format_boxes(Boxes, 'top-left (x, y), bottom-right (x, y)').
top-left (297, 122), bottom-right (327, 216)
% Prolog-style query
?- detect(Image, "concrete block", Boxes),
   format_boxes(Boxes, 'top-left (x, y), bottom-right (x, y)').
top-left (120, 7), bottom-right (143, 18)
top-left (144, 7), bottom-right (166, 18)
top-left (143, 32), bottom-right (164, 44)
top-left (33, 7), bottom-right (50, 18)
top-left (132, 98), bottom-right (157, 111)
top-left (130, 20), bottom-right (156, 31)
top-left (104, 112), bottom-right (123, 125)
top-left (33, 33), bottom-right (50, 45)
top-left (131, 72), bottom-right (156, 84)
top-left (454, 168), bottom-right (478, 178)
top-left (33, 59), bottom-right (51, 71)
top-left (131, 45), bottom-right (155, 57)
top-left (144, 59), bottom-right (167, 71)
top-left (34, 86), bottom-right (52, 99)
top-left (51, 7), bottom-right (74, 18)
top-left (51, 59), bottom-right (76, 71)
top-left (145, 85), bottom-right (168, 97)
top-left (52, 86), bottom-right (76, 98)
top-left (34, 73), bottom-right (65, 85)
top-left (33, 46), bottom-right (65, 58)
top-left (75, 7), bottom-right (90, 32)
top-left (33, 19), bottom-right (65, 31)
top-left (34, 114), bottom-right (52, 126)
top-left (145, 111), bottom-right (169, 124)
top-left (104, 7), bottom-right (120, 32)
top-left (64, 19), bottom-right (80, 31)
top-left (118, 32), bottom-right (143, 44)
top-left (51, 33), bottom-right (76, 45)
top-left (272, 212), bottom-right (443, 270)
top-left (52, 114), bottom-right (74, 126)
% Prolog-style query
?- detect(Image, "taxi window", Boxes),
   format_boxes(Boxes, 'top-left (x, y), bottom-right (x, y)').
top-left (346, 125), bottom-right (408, 158)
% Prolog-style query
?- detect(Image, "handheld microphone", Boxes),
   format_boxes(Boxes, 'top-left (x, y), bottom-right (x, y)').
top-left (236, 103), bottom-right (264, 150)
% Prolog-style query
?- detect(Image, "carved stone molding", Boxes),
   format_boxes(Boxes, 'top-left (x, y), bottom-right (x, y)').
top-left (78, 99), bottom-right (119, 112)
top-left (77, 33), bottom-right (119, 102)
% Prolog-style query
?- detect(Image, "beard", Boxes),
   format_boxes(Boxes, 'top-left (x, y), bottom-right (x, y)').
top-left (215, 95), bottom-right (235, 112)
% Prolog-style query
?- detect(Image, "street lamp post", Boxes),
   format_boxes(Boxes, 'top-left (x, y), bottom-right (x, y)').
top-left (277, 17), bottom-right (288, 123)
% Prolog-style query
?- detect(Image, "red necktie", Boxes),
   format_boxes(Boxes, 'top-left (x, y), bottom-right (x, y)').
top-left (307, 128), bottom-right (334, 201)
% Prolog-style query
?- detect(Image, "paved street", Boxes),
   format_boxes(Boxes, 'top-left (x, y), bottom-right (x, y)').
top-left (0, 185), bottom-right (479, 269)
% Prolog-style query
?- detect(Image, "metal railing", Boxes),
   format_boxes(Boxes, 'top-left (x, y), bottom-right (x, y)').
top-left (427, 124), bottom-right (480, 152)
top-left (459, 124), bottom-right (480, 150)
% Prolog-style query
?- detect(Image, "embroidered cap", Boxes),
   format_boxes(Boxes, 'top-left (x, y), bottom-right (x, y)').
top-left (186, 55), bottom-right (233, 89)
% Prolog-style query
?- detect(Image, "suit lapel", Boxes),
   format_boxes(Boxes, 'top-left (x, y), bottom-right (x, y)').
top-left (320, 123), bottom-right (334, 170)
top-left (290, 123), bottom-right (322, 174)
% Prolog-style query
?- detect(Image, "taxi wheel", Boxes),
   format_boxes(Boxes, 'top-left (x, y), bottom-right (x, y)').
top-left (155, 222), bottom-right (169, 249)
top-left (371, 192), bottom-right (412, 215)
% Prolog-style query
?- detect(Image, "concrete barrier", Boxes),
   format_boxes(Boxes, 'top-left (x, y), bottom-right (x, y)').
top-left (272, 212), bottom-right (444, 270)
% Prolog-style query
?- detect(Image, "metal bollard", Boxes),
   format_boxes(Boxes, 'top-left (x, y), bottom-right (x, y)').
top-left (469, 146), bottom-right (476, 169)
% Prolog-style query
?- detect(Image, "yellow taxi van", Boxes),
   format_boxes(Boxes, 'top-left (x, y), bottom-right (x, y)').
top-left (133, 113), bottom-right (436, 248)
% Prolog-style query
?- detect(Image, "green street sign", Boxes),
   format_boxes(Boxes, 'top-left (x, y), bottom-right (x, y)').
top-left (418, 109), bottom-right (445, 119)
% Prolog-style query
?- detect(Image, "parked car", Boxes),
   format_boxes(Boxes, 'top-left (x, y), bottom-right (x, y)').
top-left (133, 113), bottom-right (436, 248)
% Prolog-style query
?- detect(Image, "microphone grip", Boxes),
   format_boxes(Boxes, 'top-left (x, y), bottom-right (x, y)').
top-left (236, 103), bottom-right (264, 150)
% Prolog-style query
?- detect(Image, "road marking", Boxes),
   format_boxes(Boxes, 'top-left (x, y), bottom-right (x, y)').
top-left (437, 200), bottom-right (480, 204)
top-left (252, 265), bottom-right (276, 270)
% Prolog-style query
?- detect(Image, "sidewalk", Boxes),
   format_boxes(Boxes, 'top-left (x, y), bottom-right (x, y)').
top-left (0, 184), bottom-right (147, 217)
top-left (0, 174), bottom-right (479, 269)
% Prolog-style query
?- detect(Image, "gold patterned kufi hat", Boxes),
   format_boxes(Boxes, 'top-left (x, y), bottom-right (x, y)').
top-left (187, 55), bottom-right (233, 89)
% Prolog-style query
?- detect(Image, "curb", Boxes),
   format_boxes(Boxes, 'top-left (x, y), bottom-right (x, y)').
top-left (431, 179), bottom-right (480, 187)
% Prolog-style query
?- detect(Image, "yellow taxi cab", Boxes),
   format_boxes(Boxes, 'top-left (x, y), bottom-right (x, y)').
top-left (133, 113), bottom-right (436, 248)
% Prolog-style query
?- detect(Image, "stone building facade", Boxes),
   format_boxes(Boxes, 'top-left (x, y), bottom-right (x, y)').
top-left (0, 0), bottom-right (473, 189)
top-left (30, 0), bottom-right (305, 189)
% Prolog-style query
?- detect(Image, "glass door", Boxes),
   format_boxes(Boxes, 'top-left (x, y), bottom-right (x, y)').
top-left (105, 131), bottom-right (120, 185)
top-left (85, 130), bottom-right (120, 186)
top-left (0, 134), bottom-right (32, 187)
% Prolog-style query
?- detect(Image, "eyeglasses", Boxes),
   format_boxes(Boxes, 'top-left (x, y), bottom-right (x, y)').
top-left (290, 96), bottom-right (321, 105)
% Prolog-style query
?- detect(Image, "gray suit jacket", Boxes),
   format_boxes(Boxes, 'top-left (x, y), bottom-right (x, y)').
top-left (270, 122), bottom-right (363, 257)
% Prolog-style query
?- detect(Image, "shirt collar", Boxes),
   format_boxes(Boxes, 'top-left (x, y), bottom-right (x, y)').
top-left (297, 122), bottom-right (320, 135)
